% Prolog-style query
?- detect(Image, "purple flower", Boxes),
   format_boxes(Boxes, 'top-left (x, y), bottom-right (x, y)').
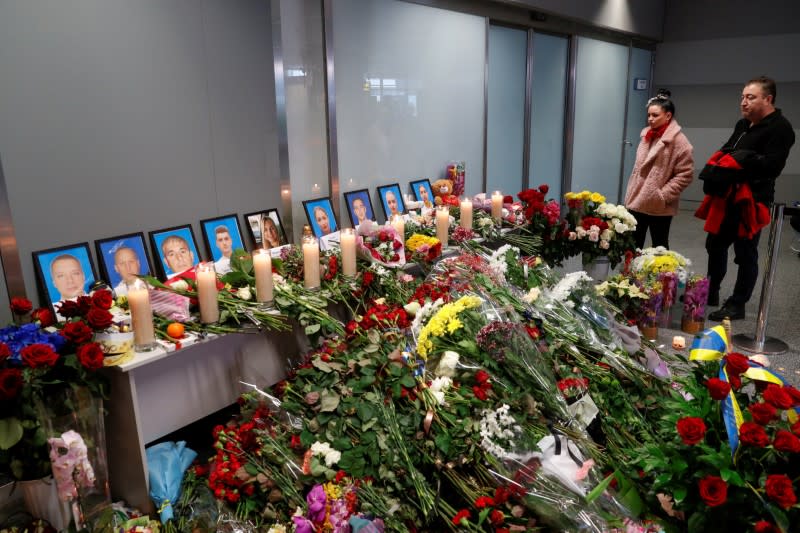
top-left (306, 483), bottom-right (327, 523)
top-left (682, 276), bottom-right (709, 320)
top-left (292, 515), bottom-right (315, 533)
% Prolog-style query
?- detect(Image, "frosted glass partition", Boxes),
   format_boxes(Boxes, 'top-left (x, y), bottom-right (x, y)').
top-left (620, 47), bottom-right (653, 198)
top-left (486, 25), bottom-right (527, 196)
top-left (332, 0), bottom-right (485, 220)
top-left (571, 37), bottom-right (628, 203)
top-left (529, 32), bottom-right (568, 201)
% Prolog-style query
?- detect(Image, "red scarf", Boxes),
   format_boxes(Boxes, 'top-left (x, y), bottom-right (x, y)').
top-left (644, 121), bottom-right (670, 143)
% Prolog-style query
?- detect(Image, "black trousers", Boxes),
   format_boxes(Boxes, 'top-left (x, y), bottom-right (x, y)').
top-left (705, 216), bottom-right (762, 305)
top-left (629, 210), bottom-right (673, 249)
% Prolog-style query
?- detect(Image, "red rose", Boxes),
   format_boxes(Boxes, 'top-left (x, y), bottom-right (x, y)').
top-left (76, 342), bottom-right (105, 371)
top-left (725, 352), bottom-right (750, 375)
top-left (20, 343), bottom-right (59, 368)
top-left (538, 184), bottom-right (549, 195)
top-left (76, 295), bottom-right (93, 316)
top-left (698, 475), bottom-right (727, 507)
top-left (0, 342), bottom-right (10, 361)
top-left (57, 300), bottom-right (81, 319)
top-left (0, 368), bottom-right (23, 400)
top-left (773, 430), bottom-right (800, 453)
top-left (784, 386), bottom-right (800, 406)
top-left (754, 521), bottom-right (779, 533)
top-left (676, 417), bottom-right (706, 445)
top-left (86, 307), bottom-right (113, 331)
top-left (472, 385), bottom-right (488, 400)
top-left (729, 374), bottom-right (742, 390)
top-left (748, 402), bottom-right (776, 425)
top-left (31, 307), bottom-right (55, 327)
top-left (764, 474), bottom-right (797, 509)
top-left (61, 321), bottom-right (94, 345)
top-left (91, 289), bottom-right (113, 310)
top-left (763, 384), bottom-right (793, 410)
top-left (739, 422), bottom-right (770, 447)
top-left (10, 297), bottom-right (33, 315)
top-left (706, 377), bottom-right (731, 400)
top-left (475, 370), bottom-right (490, 384)
top-left (792, 420), bottom-right (800, 437)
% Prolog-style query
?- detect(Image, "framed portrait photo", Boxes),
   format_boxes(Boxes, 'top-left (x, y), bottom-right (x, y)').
top-left (148, 224), bottom-right (201, 280)
top-left (409, 178), bottom-right (434, 208)
top-left (199, 214), bottom-right (246, 274)
top-left (302, 197), bottom-right (339, 238)
top-left (95, 232), bottom-right (153, 297)
top-left (343, 189), bottom-right (375, 228)
top-left (243, 209), bottom-right (288, 249)
top-left (377, 183), bottom-right (405, 220)
top-left (32, 242), bottom-right (97, 315)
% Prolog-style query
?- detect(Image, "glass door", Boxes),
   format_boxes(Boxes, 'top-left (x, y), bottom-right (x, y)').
top-left (620, 47), bottom-right (654, 200)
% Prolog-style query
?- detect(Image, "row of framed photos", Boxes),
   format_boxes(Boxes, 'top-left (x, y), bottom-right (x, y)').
top-left (32, 209), bottom-right (287, 312)
top-left (303, 179), bottom-right (435, 238)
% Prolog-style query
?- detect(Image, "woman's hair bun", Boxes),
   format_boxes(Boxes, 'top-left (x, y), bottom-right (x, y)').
top-left (656, 89), bottom-right (671, 99)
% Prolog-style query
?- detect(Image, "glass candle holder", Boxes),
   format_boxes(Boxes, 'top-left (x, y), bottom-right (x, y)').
top-left (126, 279), bottom-right (157, 352)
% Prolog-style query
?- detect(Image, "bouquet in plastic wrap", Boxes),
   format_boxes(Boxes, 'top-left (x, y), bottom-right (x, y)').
top-left (355, 221), bottom-right (405, 268)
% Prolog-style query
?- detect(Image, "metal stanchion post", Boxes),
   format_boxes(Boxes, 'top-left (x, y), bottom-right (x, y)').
top-left (733, 203), bottom-right (789, 354)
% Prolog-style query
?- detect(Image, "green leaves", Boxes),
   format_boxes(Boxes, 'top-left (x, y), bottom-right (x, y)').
top-left (319, 390), bottom-right (340, 412)
top-left (0, 418), bottom-right (23, 450)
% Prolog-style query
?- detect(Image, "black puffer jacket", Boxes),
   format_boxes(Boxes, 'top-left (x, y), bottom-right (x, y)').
top-left (701, 109), bottom-right (795, 205)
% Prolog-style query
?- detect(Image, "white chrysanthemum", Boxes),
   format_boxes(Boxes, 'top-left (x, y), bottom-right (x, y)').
top-left (522, 287), bottom-right (540, 304)
top-left (430, 376), bottom-right (453, 392)
top-left (436, 351), bottom-right (460, 377)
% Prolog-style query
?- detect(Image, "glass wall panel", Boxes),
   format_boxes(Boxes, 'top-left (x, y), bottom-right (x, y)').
top-left (570, 37), bottom-right (628, 203)
top-left (529, 32), bottom-right (568, 201)
top-left (621, 47), bottom-right (653, 199)
top-left (332, 0), bottom-right (485, 221)
top-left (486, 25), bottom-right (527, 196)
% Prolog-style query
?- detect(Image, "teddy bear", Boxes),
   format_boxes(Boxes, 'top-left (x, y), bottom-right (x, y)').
top-left (431, 178), bottom-right (459, 207)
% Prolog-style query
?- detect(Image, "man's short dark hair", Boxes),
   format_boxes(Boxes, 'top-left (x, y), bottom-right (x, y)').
top-left (748, 76), bottom-right (777, 103)
top-left (215, 225), bottom-right (230, 236)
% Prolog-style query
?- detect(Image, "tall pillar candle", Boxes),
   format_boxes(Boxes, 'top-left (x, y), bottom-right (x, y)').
top-left (303, 236), bottom-right (321, 289)
top-left (390, 214), bottom-right (405, 241)
top-left (126, 279), bottom-right (156, 351)
top-left (436, 206), bottom-right (449, 247)
top-left (491, 191), bottom-right (503, 223)
top-left (459, 197), bottom-right (473, 229)
top-left (252, 249), bottom-right (274, 303)
top-left (340, 228), bottom-right (357, 277)
top-left (196, 262), bottom-right (220, 323)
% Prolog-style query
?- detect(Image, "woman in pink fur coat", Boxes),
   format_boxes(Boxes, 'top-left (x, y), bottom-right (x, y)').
top-left (624, 90), bottom-right (694, 249)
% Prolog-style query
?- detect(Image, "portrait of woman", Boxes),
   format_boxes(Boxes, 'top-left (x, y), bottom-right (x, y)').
top-left (410, 179), bottom-right (434, 208)
top-left (302, 197), bottom-right (339, 238)
top-left (244, 208), bottom-right (288, 248)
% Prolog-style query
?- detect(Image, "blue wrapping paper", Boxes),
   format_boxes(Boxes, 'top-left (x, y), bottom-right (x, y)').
top-left (146, 441), bottom-right (197, 522)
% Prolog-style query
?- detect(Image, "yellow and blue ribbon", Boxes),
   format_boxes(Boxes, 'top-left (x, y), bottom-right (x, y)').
top-left (689, 325), bottom-right (729, 361)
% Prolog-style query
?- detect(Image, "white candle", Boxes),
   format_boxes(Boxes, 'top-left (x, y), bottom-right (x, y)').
top-left (252, 249), bottom-right (273, 303)
top-left (436, 206), bottom-right (449, 247)
top-left (390, 214), bottom-right (405, 242)
top-left (126, 279), bottom-right (155, 350)
top-left (459, 197), bottom-right (473, 229)
top-left (196, 262), bottom-right (219, 324)
top-left (491, 191), bottom-right (503, 223)
top-left (302, 236), bottom-right (321, 289)
top-left (340, 228), bottom-right (357, 277)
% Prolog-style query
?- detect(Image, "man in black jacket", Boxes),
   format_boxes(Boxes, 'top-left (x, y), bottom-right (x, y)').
top-left (701, 76), bottom-right (795, 321)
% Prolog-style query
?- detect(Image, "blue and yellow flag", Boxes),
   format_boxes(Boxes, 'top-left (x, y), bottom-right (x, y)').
top-left (689, 325), bottom-right (729, 361)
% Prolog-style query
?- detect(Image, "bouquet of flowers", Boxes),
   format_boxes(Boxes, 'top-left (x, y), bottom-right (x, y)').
top-left (565, 191), bottom-right (637, 268)
top-left (682, 274), bottom-right (710, 322)
top-left (404, 233), bottom-right (442, 264)
top-left (595, 274), bottom-right (650, 325)
top-left (356, 221), bottom-right (405, 268)
top-left (630, 246), bottom-right (691, 284)
top-left (517, 185), bottom-right (573, 266)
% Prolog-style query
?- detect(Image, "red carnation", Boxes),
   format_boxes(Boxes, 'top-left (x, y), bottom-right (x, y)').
top-left (91, 289), bottom-right (114, 310)
top-left (739, 422), bottom-right (770, 447)
top-left (452, 509), bottom-right (471, 526)
top-left (76, 295), bottom-right (93, 316)
top-left (773, 430), bottom-right (800, 453)
top-left (0, 368), bottom-right (23, 401)
top-left (489, 509), bottom-right (504, 525)
top-left (57, 300), bottom-right (81, 319)
top-left (86, 307), bottom-right (113, 331)
top-left (706, 377), bottom-right (731, 400)
top-left (0, 342), bottom-right (10, 362)
top-left (475, 370), bottom-right (490, 384)
top-left (10, 297), bottom-right (33, 315)
top-left (676, 417), bottom-right (706, 445)
top-left (748, 402), bottom-right (776, 425)
top-left (76, 342), bottom-right (105, 371)
top-left (538, 184), bottom-right (549, 195)
top-left (698, 475), bottom-right (727, 507)
top-left (20, 343), bottom-right (59, 368)
top-left (474, 496), bottom-right (494, 508)
top-left (763, 384), bottom-right (794, 410)
top-left (473, 385), bottom-right (489, 401)
top-left (31, 307), bottom-right (55, 327)
top-left (754, 521), bottom-right (780, 533)
top-left (764, 474), bottom-right (797, 509)
top-left (725, 352), bottom-right (750, 375)
top-left (61, 321), bottom-right (94, 345)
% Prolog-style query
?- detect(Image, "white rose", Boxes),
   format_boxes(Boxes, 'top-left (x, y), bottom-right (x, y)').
top-left (614, 222), bottom-right (628, 234)
top-left (171, 279), bottom-right (189, 291)
top-left (522, 287), bottom-right (541, 304)
top-left (436, 351), bottom-right (460, 377)
top-left (237, 286), bottom-right (252, 300)
top-left (576, 227), bottom-right (587, 238)
top-left (599, 239), bottom-right (610, 249)
top-left (404, 301), bottom-right (421, 316)
top-left (429, 376), bottom-right (452, 392)
top-left (568, 231), bottom-right (577, 241)
top-left (600, 229), bottom-right (613, 241)
top-left (431, 390), bottom-right (445, 405)
top-left (324, 449), bottom-right (341, 467)
top-left (588, 231), bottom-right (599, 242)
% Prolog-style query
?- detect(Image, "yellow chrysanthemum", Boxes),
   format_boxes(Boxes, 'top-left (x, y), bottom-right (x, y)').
top-left (416, 296), bottom-right (482, 359)
top-left (324, 481), bottom-right (342, 499)
top-left (446, 317), bottom-right (463, 333)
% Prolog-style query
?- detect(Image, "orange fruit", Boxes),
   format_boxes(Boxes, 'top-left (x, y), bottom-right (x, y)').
top-left (166, 322), bottom-right (185, 339)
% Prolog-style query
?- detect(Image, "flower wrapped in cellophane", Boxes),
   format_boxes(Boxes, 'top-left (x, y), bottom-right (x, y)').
top-left (355, 220), bottom-right (405, 268)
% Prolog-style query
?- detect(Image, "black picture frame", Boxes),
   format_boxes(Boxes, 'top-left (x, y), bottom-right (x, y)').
top-left (94, 232), bottom-right (153, 295)
top-left (148, 224), bottom-right (201, 280)
top-left (302, 197), bottom-right (339, 238)
top-left (343, 189), bottom-right (376, 228)
top-left (409, 178), bottom-right (435, 207)
top-left (32, 242), bottom-right (97, 316)
top-left (243, 208), bottom-right (288, 248)
top-left (376, 183), bottom-right (405, 220)
top-left (199, 214), bottom-right (247, 275)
